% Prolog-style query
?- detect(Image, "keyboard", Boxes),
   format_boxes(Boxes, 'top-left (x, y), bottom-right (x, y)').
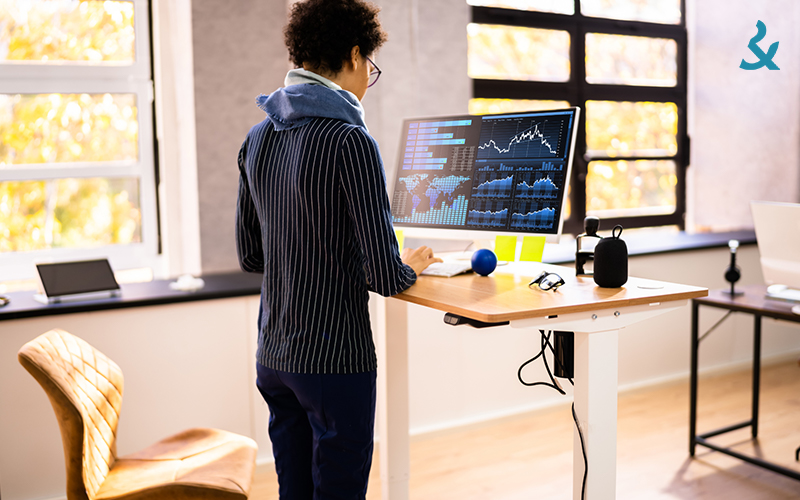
top-left (421, 261), bottom-right (472, 278)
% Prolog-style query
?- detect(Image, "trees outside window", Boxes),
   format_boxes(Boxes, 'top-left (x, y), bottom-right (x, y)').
top-left (0, 0), bottom-right (159, 280)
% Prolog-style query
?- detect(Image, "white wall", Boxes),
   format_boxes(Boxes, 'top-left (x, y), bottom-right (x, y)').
top-left (364, 0), bottom-right (471, 187)
top-left (191, 0), bottom-right (288, 273)
top-left (2, 244), bottom-right (799, 500)
top-left (688, 0), bottom-right (800, 231)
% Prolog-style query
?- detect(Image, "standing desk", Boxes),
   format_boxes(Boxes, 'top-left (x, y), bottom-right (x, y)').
top-left (374, 261), bottom-right (706, 500)
top-left (690, 285), bottom-right (800, 480)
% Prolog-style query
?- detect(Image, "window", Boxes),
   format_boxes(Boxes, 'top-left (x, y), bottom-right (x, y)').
top-left (0, 0), bottom-right (158, 281)
top-left (468, 0), bottom-right (687, 234)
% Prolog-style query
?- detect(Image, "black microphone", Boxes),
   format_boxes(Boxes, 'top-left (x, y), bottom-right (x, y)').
top-left (723, 239), bottom-right (743, 296)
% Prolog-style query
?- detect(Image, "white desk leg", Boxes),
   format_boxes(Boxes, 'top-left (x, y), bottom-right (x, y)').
top-left (375, 297), bottom-right (410, 499)
top-left (573, 329), bottom-right (618, 500)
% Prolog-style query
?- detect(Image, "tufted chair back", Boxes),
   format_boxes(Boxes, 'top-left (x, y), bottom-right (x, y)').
top-left (18, 329), bottom-right (124, 500)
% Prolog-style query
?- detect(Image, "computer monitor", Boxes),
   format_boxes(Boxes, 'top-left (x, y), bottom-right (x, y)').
top-left (751, 201), bottom-right (800, 293)
top-left (389, 107), bottom-right (580, 243)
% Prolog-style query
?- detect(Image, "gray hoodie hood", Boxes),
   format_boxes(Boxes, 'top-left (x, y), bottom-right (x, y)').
top-left (256, 70), bottom-right (367, 132)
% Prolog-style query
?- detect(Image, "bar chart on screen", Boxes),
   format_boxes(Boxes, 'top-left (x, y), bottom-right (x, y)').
top-left (392, 174), bottom-right (472, 226)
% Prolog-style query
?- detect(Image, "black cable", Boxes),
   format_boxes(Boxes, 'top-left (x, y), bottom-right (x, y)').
top-left (572, 402), bottom-right (587, 500)
top-left (543, 334), bottom-right (574, 387)
top-left (544, 334), bottom-right (584, 500)
top-left (517, 330), bottom-right (565, 394)
top-left (517, 330), bottom-right (585, 500)
top-left (540, 331), bottom-right (566, 395)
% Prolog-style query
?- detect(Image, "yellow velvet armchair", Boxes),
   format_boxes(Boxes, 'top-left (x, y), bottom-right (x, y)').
top-left (18, 329), bottom-right (258, 500)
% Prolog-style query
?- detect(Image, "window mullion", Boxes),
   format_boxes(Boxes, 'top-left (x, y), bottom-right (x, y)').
top-left (469, 1), bottom-right (687, 234)
top-left (0, 164), bottom-right (144, 182)
top-left (570, 20), bottom-right (588, 233)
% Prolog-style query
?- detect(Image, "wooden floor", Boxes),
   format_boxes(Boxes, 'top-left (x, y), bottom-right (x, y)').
top-left (251, 361), bottom-right (800, 499)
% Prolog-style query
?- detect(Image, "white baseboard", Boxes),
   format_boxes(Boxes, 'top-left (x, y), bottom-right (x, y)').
top-left (619, 347), bottom-right (800, 395)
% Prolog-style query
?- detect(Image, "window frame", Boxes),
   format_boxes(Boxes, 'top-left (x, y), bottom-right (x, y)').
top-left (0, 0), bottom-right (160, 281)
top-left (470, 2), bottom-right (688, 234)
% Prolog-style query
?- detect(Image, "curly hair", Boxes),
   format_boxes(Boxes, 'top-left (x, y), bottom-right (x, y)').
top-left (284, 0), bottom-right (387, 75)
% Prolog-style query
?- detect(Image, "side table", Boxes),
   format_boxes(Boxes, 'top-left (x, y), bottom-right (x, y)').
top-left (690, 284), bottom-right (800, 479)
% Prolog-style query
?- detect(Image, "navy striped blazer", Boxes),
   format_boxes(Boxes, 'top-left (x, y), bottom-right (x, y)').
top-left (236, 116), bottom-right (417, 374)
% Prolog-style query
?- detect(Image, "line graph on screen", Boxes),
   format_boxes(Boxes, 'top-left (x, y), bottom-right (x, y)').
top-left (477, 114), bottom-right (571, 160)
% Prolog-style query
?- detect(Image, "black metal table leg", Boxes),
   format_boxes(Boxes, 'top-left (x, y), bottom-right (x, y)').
top-left (689, 300), bottom-right (700, 456)
top-left (752, 314), bottom-right (762, 438)
top-left (690, 286), bottom-right (800, 482)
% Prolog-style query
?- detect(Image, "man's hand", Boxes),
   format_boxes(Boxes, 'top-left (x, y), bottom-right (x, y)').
top-left (401, 246), bottom-right (443, 276)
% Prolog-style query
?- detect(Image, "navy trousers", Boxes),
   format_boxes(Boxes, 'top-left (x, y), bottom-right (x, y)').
top-left (256, 363), bottom-right (377, 500)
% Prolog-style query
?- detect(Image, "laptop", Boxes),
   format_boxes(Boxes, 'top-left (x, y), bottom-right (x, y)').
top-left (33, 259), bottom-right (121, 304)
top-left (750, 201), bottom-right (800, 302)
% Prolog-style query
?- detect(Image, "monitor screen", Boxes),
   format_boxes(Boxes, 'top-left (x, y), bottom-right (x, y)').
top-left (389, 107), bottom-right (580, 243)
top-left (751, 201), bottom-right (800, 290)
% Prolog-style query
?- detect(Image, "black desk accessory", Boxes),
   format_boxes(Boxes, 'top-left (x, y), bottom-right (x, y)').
top-left (443, 312), bottom-right (509, 329)
top-left (553, 331), bottom-right (574, 379)
top-left (576, 216), bottom-right (602, 276)
top-left (593, 225), bottom-right (628, 288)
top-left (722, 239), bottom-right (743, 296)
top-left (34, 259), bottom-right (121, 304)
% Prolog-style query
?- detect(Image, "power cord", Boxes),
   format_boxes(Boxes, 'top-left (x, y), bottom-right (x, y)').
top-left (517, 330), bottom-right (566, 394)
top-left (572, 401), bottom-right (587, 500)
top-left (518, 330), bottom-right (587, 500)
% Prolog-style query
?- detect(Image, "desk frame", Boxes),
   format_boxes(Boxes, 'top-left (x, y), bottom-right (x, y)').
top-left (689, 285), bottom-right (800, 481)
top-left (511, 301), bottom-right (687, 499)
top-left (375, 264), bottom-right (706, 500)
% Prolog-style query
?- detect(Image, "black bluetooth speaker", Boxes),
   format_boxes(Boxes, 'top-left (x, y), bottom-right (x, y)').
top-left (593, 225), bottom-right (628, 288)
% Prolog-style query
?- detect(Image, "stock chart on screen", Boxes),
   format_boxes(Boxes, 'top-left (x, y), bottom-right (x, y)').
top-left (390, 108), bottom-right (578, 236)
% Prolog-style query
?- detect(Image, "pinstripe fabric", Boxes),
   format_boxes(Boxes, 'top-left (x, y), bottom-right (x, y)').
top-left (236, 116), bottom-right (417, 374)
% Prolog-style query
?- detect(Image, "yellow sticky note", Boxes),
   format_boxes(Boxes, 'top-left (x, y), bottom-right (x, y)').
top-left (395, 229), bottom-right (404, 252)
top-left (494, 235), bottom-right (517, 262)
top-left (520, 236), bottom-right (545, 262)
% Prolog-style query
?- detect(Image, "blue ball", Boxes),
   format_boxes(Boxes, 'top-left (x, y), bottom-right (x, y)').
top-left (471, 249), bottom-right (497, 276)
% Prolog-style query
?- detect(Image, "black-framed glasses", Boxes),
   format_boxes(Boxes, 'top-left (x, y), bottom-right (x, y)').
top-left (528, 271), bottom-right (565, 292)
top-left (366, 56), bottom-right (381, 88)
